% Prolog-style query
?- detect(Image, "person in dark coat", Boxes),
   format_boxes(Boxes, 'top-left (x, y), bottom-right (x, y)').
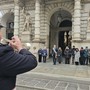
top-left (0, 29), bottom-right (37, 90)
top-left (42, 47), bottom-right (47, 63)
top-left (57, 47), bottom-right (62, 64)
top-left (88, 49), bottom-right (90, 65)
top-left (84, 46), bottom-right (89, 65)
top-left (64, 46), bottom-right (71, 64)
top-left (52, 45), bottom-right (58, 65)
top-left (38, 48), bottom-right (43, 62)
top-left (71, 46), bottom-right (76, 64)
top-left (80, 47), bottom-right (85, 65)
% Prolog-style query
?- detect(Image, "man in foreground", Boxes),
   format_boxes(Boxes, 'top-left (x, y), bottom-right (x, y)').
top-left (0, 27), bottom-right (37, 90)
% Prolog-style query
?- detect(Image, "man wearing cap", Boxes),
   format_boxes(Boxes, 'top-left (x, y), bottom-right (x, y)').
top-left (0, 25), bottom-right (37, 90)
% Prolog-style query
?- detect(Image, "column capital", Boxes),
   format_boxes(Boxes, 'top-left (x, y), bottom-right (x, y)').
top-left (35, 0), bottom-right (41, 3)
top-left (35, 0), bottom-right (41, 2)
top-left (73, 0), bottom-right (81, 40)
top-left (14, 0), bottom-right (20, 6)
top-left (74, 0), bottom-right (81, 2)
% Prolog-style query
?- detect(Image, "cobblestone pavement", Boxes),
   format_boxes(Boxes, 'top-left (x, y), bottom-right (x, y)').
top-left (16, 59), bottom-right (90, 90)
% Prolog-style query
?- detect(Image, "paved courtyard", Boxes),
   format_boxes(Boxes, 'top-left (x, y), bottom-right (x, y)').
top-left (16, 59), bottom-right (90, 90)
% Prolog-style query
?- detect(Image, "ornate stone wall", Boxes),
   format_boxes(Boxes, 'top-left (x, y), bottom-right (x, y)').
top-left (0, 0), bottom-right (14, 38)
top-left (19, 0), bottom-right (35, 41)
top-left (1, 0), bottom-right (90, 49)
top-left (43, 1), bottom-right (74, 48)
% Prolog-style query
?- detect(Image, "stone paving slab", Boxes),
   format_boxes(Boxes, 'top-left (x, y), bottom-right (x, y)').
top-left (16, 60), bottom-right (90, 90)
top-left (30, 62), bottom-right (90, 78)
top-left (16, 73), bottom-right (90, 90)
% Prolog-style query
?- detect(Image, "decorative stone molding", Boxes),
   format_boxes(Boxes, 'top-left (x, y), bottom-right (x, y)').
top-left (14, 0), bottom-right (19, 6)
top-left (45, 2), bottom-right (74, 23)
top-left (33, 0), bottom-right (41, 42)
top-left (72, 0), bottom-right (81, 40)
top-left (14, 0), bottom-right (20, 35)
top-left (43, 2), bottom-right (74, 47)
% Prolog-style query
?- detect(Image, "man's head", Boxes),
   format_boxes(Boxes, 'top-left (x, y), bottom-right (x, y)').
top-left (53, 45), bottom-right (56, 49)
top-left (73, 45), bottom-right (75, 48)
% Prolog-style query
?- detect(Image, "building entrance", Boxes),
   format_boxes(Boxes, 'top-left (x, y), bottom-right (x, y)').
top-left (58, 31), bottom-right (72, 54)
top-left (1, 12), bottom-right (14, 39)
top-left (49, 9), bottom-right (72, 54)
top-left (58, 20), bottom-right (72, 52)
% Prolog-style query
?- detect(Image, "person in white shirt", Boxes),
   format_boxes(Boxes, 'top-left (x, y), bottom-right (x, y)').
top-left (75, 48), bottom-right (80, 65)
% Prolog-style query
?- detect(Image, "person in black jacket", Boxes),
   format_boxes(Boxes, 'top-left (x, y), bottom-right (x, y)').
top-left (0, 29), bottom-right (37, 90)
top-left (38, 48), bottom-right (43, 62)
top-left (64, 46), bottom-right (71, 64)
top-left (52, 45), bottom-right (58, 65)
top-left (71, 46), bottom-right (76, 64)
top-left (57, 47), bottom-right (62, 64)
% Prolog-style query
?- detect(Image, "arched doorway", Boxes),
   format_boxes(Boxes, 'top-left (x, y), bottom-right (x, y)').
top-left (49, 9), bottom-right (72, 54)
top-left (1, 12), bottom-right (14, 39)
top-left (59, 20), bottom-right (72, 53)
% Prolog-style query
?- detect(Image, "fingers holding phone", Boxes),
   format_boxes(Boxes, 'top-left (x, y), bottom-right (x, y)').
top-left (9, 36), bottom-right (23, 51)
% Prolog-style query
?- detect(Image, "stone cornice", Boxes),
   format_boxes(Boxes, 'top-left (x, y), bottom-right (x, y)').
top-left (72, 39), bottom-right (90, 43)
top-left (82, 0), bottom-right (90, 3)
top-left (0, 0), bottom-right (14, 5)
top-left (44, 0), bottom-right (74, 4)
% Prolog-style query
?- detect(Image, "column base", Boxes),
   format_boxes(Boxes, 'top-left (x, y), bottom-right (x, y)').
top-left (21, 31), bottom-right (32, 43)
top-left (33, 38), bottom-right (40, 43)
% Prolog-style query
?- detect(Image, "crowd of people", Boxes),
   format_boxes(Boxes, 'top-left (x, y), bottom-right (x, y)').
top-left (38, 47), bottom-right (48, 63)
top-left (36, 45), bottom-right (90, 66)
top-left (52, 45), bottom-right (90, 65)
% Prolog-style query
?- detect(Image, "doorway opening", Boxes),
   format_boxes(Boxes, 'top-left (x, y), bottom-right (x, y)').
top-left (1, 12), bottom-right (14, 39)
top-left (49, 9), bottom-right (72, 54)
top-left (58, 20), bottom-right (72, 52)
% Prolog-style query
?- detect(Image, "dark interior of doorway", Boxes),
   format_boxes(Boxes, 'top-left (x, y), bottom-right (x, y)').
top-left (58, 31), bottom-right (65, 52)
top-left (58, 31), bottom-right (71, 54)
top-left (58, 31), bottom-right (71, 53)
top-left (58, 20), bottom-right (72, 54)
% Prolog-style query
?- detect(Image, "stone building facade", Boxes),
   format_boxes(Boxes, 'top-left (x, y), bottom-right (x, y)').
top-left (0, 0), bottom-right (90, 53)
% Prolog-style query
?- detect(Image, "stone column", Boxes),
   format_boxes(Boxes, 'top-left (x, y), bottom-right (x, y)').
top-left (87, 11), bottom-right (90, 40)
top-left (45, 23), bottom-right (49, 48)
top-left (14, 0), bottom-right (20, 36)
top-left (73, 0), bottom-right (81, 40)
top-left (34, 0), bottom-right (40, 42)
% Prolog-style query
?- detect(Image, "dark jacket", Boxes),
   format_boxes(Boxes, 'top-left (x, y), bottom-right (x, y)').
top-left (71, 48), bottom-right (76, 56)
top-left (52, 48), bottom-right (58, 57)
top-left (64, 49), bottom-right (71, 58)
top-left (0, 44), bottom-right (37, 90)
top-left (57, 50), bottom-right (62, 57)
top-left (80, 49), bottom-right (85, 58)
top-left (38, 49), bottom-right (43, 55)
top-left (42, 49), bottom-right (47, 56)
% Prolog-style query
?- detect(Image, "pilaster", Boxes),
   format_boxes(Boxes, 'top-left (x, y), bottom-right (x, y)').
top-left (33, 0), bottom-right (41, 42)
top-left (14, 0), bottom-right (20, 36)
top-left (72, 0), bottom-right (81, 41)
top-left (87, 15), bottom-right (90, 40)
